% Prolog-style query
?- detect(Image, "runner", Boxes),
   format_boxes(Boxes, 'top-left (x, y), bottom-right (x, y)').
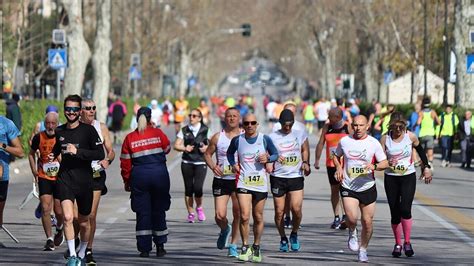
top-left (80, 99), bottom-right (115, 264)
top-left (28, 112), bottom-right (64, 251)
top-left (417, 98), bottom-right (440, 168)
top-left (0, 115), bottom-right (24, 242)
top-left (332, 115), bottom-right (388, 262)
top-left (174, 109), bottom-right (209, 223)
top-left (203, 107), bottom-right (241, 257)
top-left (268, 110), bottom-right (310, 252)
top-left (52, 95), bottom-right (105, 265)
top-left (380, 112), bottom-right (432, 258)
top-left (121, 107), bottom-right (171, 258)
top-left (315, 108), bottom-right (352, 230)
top-left (174, 94), bottom-right (190, 134)
top-left (226, 113), bottom-right (279, 263)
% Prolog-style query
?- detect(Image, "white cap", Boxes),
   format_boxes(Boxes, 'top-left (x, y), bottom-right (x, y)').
top-left (348, 98), bottom-right (355, 104)
top-left (151, 99), bottom-right (158, 106)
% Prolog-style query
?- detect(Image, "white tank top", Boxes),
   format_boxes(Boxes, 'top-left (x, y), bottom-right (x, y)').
top-left (236, 133), bottom-right (268, 192)
top-left (269, 130), bottom-right (306, 178)
top-left (216, 130), bottom-right (238, 180)
top-left (91, 120), bottom-right (105, 177)
top-left (384, 132), bottom-right (416, 176)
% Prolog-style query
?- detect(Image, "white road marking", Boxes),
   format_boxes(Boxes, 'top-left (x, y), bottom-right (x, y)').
top-left (95, 228), bottom-right (105, 236)
top-left (105, 217), bottom-right (118, 224)
top-left (117, 207), bottom-right (128, 213)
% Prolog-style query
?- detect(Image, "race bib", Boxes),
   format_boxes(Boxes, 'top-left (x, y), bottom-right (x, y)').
top-left (243, 172), bottom-right (265, 186)
top-left (392, 163), bottom-right (408, 174)
top-left (43, 162), bottom-right (60, 177)
top-left (329, 147), bottom-right (337, 160)
top-left (91, 161), bottom-right (102, 178)
top-left (222, 164), bottom-right (233, 175)
top-left (348, 165), bottom-right (367, 179)
top-left (282, 155), bottom-right (299, 166)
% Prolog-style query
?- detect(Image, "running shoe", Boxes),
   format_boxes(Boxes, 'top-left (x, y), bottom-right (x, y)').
top-left (63, 238), bottom-right (81, 259)
top-left (279, 239), bottom-right (289, 252)
top-left (156, 244), bottom-right (166, 257)
top-left (51, 215), bottom-right (58, 228)
top-left (331, 217), bottom-right (341, 229)
top-left (392, 244), bottom-right (402, 257)
top-left (348, 228), bottom-right (359, 252)
top-left (139, 251), bottom-right (149, 257)
top-left (196, 207), bottom-right (206, 222)
top-left (358, 249), bottom-right (369, 263)
top-left (284, 216), bottom-right (292, 229)
top-left (85, 249), bottom-right (96, 265)
top-left (238, 245), bottom-right (252, 262)
top-left (43, 239), bottom-right (55, 251)
top-left (217, 224), bottom-right (231, 249)
top-left (35, 203), bottom-right (42, 219)
top-left (403, 242), bottom-right (414, 257)
top-left (228, 244), bottom-right (239, 258)
top-left (339, 215), bottom-right (348, 230)
top-left (289, 234), bottom-right (300, 251)
top-left (66, 256), bottom-right (82, 266)
top-left (187, 213), bottom-right (195, 223)
top-left (251, 245), bottom-right (262, 263)
top-left (54, 228), bottom-right (64, 247)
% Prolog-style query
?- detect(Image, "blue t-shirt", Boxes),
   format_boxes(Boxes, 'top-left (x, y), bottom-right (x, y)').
top-left (226, 133), bottom-right (279, 165)
top-left (0, 116), bottom-right (20, 181)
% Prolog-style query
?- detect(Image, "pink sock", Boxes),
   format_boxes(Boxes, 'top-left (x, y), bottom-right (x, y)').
top-left (391, 223), bottom-right (402, 245)
top-left (401, 218), bottom-right (413, 243)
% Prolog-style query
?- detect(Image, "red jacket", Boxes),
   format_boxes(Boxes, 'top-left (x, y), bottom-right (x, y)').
top-left (120, 126), bottom-right (170, 184)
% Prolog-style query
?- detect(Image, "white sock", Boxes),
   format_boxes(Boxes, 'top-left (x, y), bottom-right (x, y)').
top-left (67, 239), bottom-right (77, 257)
top-left (359, 247), bottom-right (367, 253)
top-left (78, 241), bottom-right (88, 258)
top-left (47, 237), bottom-right (53, 241)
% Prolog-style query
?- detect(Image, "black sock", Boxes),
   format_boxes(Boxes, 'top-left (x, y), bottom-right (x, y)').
top-left (281, 236), bottom-right (288, 242)
top-left (252, 244), bottom-right (260, 250)
top-left (290, 231), bottom-right (297, 237)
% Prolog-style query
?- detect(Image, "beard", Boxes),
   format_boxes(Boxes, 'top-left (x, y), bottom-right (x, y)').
top-left (66, 114), bottom-right (80, 124)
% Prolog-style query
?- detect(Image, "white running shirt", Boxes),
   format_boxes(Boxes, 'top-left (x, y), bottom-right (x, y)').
top-left (236, 133), bottom-right (268, 193)
top-left (384, 133), bottom-right (416, 176)
top-left (215, 130), bottom-right (238, 180)
top-left (91, 120), bottom-right (105, 177)
top-left (269, 129), bottom-right (307, 178)
top-left (335, 135), bottom-right (386, 192)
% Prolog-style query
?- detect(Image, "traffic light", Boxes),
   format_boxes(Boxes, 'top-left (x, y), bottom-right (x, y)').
top-left (242, 23), bottom-right (251, 37)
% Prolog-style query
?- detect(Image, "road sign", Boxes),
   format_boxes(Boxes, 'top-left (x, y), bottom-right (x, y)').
top-left (129, 65), bottom-right (142, 80)
top-left (52, 29), bottom-right (66, 45)
top-left (131, 53), bottom-right (140, 67)
top-left (467, 54), bottom-right (474, 74)
top-left (48, 49), bottom-right (67, 70)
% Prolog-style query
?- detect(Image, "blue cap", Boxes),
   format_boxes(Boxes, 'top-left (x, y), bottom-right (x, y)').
top-left (45, 105), bottom-right (59, 114)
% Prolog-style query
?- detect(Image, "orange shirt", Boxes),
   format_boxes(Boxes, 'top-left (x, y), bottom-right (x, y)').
top-left (174, 100), bottom-right (189, 123)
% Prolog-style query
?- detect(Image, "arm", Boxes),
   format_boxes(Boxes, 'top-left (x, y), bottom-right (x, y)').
top-left (432, 110), bottom-right (441, 125)
top-left (366, 142), bottom-right (389, 172)
top-left (332, 143), bottom-right (344, 182)
top-left (98, 123), bottom-right (115, 169)
top-left (72, 128), bottom-right (105, 161)
top-left (3, 136), bottom-right (25, 158)
top-left (204, 133), bottom-right (223, 177)
top-left (262, 135), bottom-right (279, 163)
top-left (374, 117), bottom-right (383, 131)
top-left (226, 136), bottom-right (239, 166)
top-left (174, 137), bottom-right (194, 153)
top-left (120, 135), bottom-right (132, 191)
top-left (314, 124), bottom-right (328, 169)
top-left (368, 113), bottom-right (375, 129)
top-left (345, 111), bottom-right (353, 124)
top-left (28, 134), bottom-right (40, 182)
top-left (409, 132), bottom-right (432, 183)
top-left (301, 138), bottom-right (311, 176)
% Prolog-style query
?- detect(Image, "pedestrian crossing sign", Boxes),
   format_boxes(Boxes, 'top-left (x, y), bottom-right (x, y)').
top-left (467, 54), bottom-right (474, 74)
top-left (48, 49), bottom-right (67, 70)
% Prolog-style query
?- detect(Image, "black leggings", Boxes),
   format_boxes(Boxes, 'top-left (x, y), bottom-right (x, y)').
top-left (181, 162), bottom-right (207, 197)
top-left (384, 173), bottom-right (416, 224)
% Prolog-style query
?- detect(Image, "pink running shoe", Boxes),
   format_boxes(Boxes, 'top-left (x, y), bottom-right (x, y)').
top-left (196, 207), bottom-right (206, 222)
top-left (187, 213), bottom-right (195, 223)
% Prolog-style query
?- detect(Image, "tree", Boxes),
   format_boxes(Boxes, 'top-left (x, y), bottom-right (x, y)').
top-left (61, 0), bottom-right (91, 97)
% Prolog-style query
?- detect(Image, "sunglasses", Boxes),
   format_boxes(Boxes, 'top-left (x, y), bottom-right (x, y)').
top-left (391, 125), bottom-right (405, 130)
top-left (64, 106), bottom-right (81, 112)
top-left (189, 114), bottom-right (200, 118)
top-left (243, 121), bottom-right (257, 126)
top-left (82, 106), bottom-right (96, 111)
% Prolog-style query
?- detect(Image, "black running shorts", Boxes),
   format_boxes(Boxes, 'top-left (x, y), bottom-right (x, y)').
top-left (212, 177), bottom-right (236, 197)
top-left (38, 178), bottom-right (59, 198)
top-left (92, 171), bottom-right (108, 196)
top-left (340, 185), bottom-right (377, 206)
top-left (237, 188), bottom-right (267, 203)
top-left (326, 167), bottom-right (340, 186)
top-left (270, 176), bottom-right (304, 197)
top-left (57, 179), bottom-right (93, 216)
top-left (0, 181), bottom-right (8, 202)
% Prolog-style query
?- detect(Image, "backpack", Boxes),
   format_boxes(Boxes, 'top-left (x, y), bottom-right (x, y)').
top-left (112, 104), bottom-right (125, 122)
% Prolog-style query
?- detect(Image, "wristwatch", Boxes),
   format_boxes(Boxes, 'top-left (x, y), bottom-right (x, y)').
top-left (1, 143), bottom-right (6, 149)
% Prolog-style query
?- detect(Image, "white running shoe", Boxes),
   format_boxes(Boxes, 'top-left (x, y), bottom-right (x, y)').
top-left (348, 228), bottom-right (359, 252)
top-left (358, 249), bottom-right (369, 262)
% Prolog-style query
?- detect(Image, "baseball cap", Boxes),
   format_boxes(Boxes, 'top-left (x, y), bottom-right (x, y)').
top-left (151, 99), bottom-right (158, 106)
top-left (136, 107), bottom-right (151, 122)
top-left (45, 105), bottom-right (59, 114)
top-left (279, 109), bottom-right (294, 124)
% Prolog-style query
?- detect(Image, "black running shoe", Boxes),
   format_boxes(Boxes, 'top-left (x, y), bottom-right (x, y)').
top-left (404, 242), bottom-right (414, 257)
top-left (339, 216), bottom-right (348, 230)
top-left (139, 251), bottom-right (149, 257)
top-left (53, 228), bottom-right (64, 247)
top-left (392, 244), bottom-right (402, 257)
top-left (284, 216), bottom-right (292, 229)
top-left (156, 244), bottom-right (167, 257)
top-left (43, 239), bottom-right (55, 251)
top-left (85, 249), bottom-right (96, 265)
top-left (331, 217), bottom-right (341, 229)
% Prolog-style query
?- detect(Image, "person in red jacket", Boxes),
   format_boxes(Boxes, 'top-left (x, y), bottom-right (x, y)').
top-left (120, 107), bottom-right (171, 258)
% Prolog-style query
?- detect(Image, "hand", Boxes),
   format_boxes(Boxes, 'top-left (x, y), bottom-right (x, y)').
top-left (184, 145), bottom-right (195, 153)
top-left (212, 165), bottom-right (223, 177)
top-left (265, 163), bottom-right (274, 173)
top-left (198, 143), bottom-right (208, 153)
top-left (257, 153), bottom-right (269, 164)
top-left (365, 163), bottom-right (377, 172)
top-left (277, 155), bottom-right (285, 164)
top-left (314, 161), bottom-right (320, 170)
top-left (388, 158), bottom-right (398, 167)
top-left (335, 167), bottom-right (344, 182)
top-left (47, 153), bottom-right (55, 162)
top-left (66, 144), bottom-right (77, 155)
top-left (420, 167), bottom-right (433, 184)
top-left (124, 182), bottom-right (131, 192)
top-left (99, 159), bottom-right (110, 169)
top-left (302, 163), bottom-right (311, 176)
top-left (232, 164), bottom-right (240, 174)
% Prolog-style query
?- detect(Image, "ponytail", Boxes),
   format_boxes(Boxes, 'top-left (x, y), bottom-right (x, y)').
top-left (137, 114), bottom-right (148, 134)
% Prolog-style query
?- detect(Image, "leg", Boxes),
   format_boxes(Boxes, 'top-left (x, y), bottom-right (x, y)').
top-left (289, 190), bottom-right (303, 233)
top-left (193, 164), bottom-right (207, 209)
top-left (215, 195), bottom-right (230, 230)
top-left (400, 174), bottom-right (417, 244)
top-left (77, 213), bottom-right (91, 257)
top-left (447, 136), bottom-right (454, 163)
top-left (61, 199), bottom-right (77, 257)
top-left (40, 194), bottom-right (54, 239)
top-left (460, 139), bottom-right (468, 166)
top-left (237, 193), bottom-right (252, 246)
top-left (181, 163), bottom-right (195, 214)
top-left (342, 197), bottom-right (360, 231)
top-left (230, 192), bottom-right (240, 244)
top-left (273, 194), bottom-right (286, 237)
top-left (0, 181), bottom-right (9, 226)
top-left (87, 190), bottom-right (102, 249)
top-left (330, 184), bottom-right (341, 217)
top-left (384, 175), bottom-right (402, 244)
top-left (359, 202), bottom-right (376, 250)
top-left (252, 197), bottom-right (266, 245)
top-left (53, 198), bottom-right (64, 228)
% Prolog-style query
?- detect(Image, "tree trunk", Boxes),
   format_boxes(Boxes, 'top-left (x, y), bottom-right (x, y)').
top-left (61, 0), bottom-right (91, 97)
top-left (179, 43), bottom-right (191, 97)
top-left (325, 46), bottom-right (337, 99)
top-left (454, 0), bottom-right (474, 108)
top-left (363, 47), bottom-right (380, 102)
top-left (92, 0), bottom-right (112, 123)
